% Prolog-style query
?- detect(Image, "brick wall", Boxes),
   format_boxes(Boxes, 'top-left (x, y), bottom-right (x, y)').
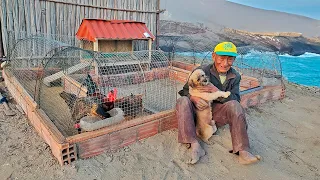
top-left (2, 70), bottom-right (75, 165)
top-left (73, 111), bottom-right (177, 159)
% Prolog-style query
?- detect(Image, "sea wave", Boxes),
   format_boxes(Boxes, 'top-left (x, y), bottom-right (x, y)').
top-left (279, 52), bottom-right (320, 58)
top-left (176, 51), bottom-right (320, 59)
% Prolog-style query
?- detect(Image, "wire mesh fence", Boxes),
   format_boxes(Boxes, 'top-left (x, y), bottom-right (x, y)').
top-left (158, 35), bottom-right (283, 87)
top-left (7, 31), bottom-right (151, 62)
top-left (7, 31), bottom-right (283, 136)
top-left (8, 32), bottom-right (177, 136)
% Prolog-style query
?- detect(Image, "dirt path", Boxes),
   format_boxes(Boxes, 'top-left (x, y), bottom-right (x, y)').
top-left (0, 82), bottom-right (319, 180)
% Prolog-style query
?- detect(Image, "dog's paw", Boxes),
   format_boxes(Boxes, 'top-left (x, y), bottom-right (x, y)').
top-left (223, 91), bottom-right (231, 98)
top-left (212, 124), bottom-right (217, 134)
top-left (210, 120), bottom-right (216, 126)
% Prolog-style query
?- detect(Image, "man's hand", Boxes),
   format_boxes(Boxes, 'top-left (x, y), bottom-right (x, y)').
top-left (190, 96), bottom-right (209, 111)
top-left (196, 84), bottom-right (219, 93)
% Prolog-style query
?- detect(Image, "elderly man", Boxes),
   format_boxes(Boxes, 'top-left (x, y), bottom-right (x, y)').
top-left (176, 42), bottom-right (260, 165)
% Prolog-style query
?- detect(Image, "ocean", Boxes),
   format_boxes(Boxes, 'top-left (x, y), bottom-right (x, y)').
top-left (177, 52), bottom-right (320, 88)
top-left (279, 53), bottom-right (320, 87)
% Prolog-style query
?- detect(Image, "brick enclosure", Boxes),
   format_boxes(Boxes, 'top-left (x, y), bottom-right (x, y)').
top-left (3, 70), bottom-right (176, 164)
top-left (3, 61), bottom-right (285, 165)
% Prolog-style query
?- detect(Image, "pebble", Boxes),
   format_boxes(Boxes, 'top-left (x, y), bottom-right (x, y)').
top-left (105, 154), bottom-right (113, 163)
top-left (124, 147), bottom-right (131, 152)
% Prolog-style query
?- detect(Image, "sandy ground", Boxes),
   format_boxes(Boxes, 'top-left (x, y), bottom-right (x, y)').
top-left (0, 81), bottom-right (319, 180)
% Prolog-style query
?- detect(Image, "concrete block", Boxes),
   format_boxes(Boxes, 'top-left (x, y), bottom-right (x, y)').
top-left (138, 120), bottom-right (159, 140)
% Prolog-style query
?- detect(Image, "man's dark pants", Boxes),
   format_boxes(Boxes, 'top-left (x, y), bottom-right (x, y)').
top-left (176, 97), bottom-right (249, 153)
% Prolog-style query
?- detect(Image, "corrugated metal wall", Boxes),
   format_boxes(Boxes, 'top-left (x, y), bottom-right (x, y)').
top-left (0, 0), bottom-right (159, 55)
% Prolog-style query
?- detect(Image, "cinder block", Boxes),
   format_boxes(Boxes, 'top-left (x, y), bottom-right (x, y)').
top-left (119, 127), bottom-right (138, 148)
top-left (138, 120), bottom-right (160, 140)
top-left (160, 115), bottom-right (177, 132)
top-left (80, 148), bottom-right (105, 159)
top-left (20, 95), bottom-right (27, 113)
top-left (109, 131), bottom-right (122, 151)
top-left (60, 144), bottom-right (78, 165)
top-left (109, 126), bottom-right (139, 150)
top-left (30, 112), bottom-right (42, 135)
top-left (41, 123), bottom-right (53, 147)
top-left (78, 134), bottom-right (110, 156)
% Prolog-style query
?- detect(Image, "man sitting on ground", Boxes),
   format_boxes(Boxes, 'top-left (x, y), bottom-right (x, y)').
top-left (176, 42), bottom-right (261, 165)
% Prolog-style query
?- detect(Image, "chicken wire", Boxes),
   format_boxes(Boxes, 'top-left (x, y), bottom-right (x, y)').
top-left (158, 35), bottom-right (283, 87)
top-left (8, 34), bottom-right (177, 136)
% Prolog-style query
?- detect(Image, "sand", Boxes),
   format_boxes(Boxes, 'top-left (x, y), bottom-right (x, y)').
top-left (0, 81), bottom-right (319, 180)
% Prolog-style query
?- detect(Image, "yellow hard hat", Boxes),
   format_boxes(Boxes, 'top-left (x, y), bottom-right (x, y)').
top-left (214, 42), bottom-right (238, 57)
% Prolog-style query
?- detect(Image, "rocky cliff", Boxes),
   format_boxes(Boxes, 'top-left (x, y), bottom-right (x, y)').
top-left (159, 20), bottom-right (320, 56)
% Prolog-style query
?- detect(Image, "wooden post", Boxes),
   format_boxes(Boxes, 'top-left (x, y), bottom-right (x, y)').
top-left (156, 0), bottom-right (160, 50)
top-left (131, 40), bottom-right (134, 51)
top-left (93, 39), bottom-right (99, 51)
top-left (148, 39), bottom-right (152, 61)
top-left (93, 39), bottom-right (99, 75)
top-left (0, 20), bottom-right (4, 59)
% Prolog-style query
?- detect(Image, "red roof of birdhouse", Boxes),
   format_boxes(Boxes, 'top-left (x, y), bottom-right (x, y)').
top-left (76, 19), bottom-right (155, 42)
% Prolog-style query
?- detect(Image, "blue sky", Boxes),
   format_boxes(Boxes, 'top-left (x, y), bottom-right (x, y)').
top-left (227, 0), bottom-right (320, 20)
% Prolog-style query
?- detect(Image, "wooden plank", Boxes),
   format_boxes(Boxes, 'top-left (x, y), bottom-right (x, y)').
top-left (80, 0), bottom-right (85, 22)
top-left (104, 0), bottom-right (109, 19)
top-left (13, 0), bottom-right (19, 39)
top-left (55, 0), bottom-right (60, 39)
top-left (29, 0), bottom-right (36, 34)
top-left (51, 0), bottom-right (56, 36)
top-left (43, 62), bottom-right (91, 86)
top-left (75, 0), bottom-right (81, 35)
top-left (113, 0), bottom-right (117, 19)
top-left (118, 0), bottom-right (123, 20)
top-left (59, 0), bottom-right (64, 37)
top-left (84, 0), bottom-right (89, 18)
top-left (0, 0), bottom-right (8, 53)
top-left (18, 0), bottom-right (26, 59)
top-left (18, 0), bottom-right (26, 33)
top-left (67, 0), bottom-right (73, 37)
top-left (70, 0), bottom-right (77, 37)
top-left (93, 0), bottom-right (98, 18)
top-left (106, 9), bottom-right (111, 20)
top-left (34, 0), bottom-right (41, 32)
top-left (63, 0), bottom-right (68, 35)
top-left (46, 0), bottom-right (51, 35)
top-left (88, 0), bottom-right (92, 18)
top-left (39, 0), bottom-right (46, 33)
top-left (97, 0), bottom-right (101, 18)
top-left (79, 0), bottom-right (85, 26)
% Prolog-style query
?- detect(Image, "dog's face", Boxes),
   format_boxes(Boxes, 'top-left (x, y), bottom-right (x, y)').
top-left (188, 69), bottom-right (209, 88)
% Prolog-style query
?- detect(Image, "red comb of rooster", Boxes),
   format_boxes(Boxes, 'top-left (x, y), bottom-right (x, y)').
top-left (106, 88), bottom-right (117, 102)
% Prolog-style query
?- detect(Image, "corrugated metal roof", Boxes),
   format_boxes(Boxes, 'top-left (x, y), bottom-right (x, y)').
top-left (76, 19), bottom-right (155, 42)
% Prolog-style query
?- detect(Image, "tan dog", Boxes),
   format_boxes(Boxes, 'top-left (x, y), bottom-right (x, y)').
top-left (188, 69), bottom-right (231, 143)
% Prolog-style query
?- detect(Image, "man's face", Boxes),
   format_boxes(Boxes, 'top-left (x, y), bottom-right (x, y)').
top-left (212, 53), bottom-right (235, 73)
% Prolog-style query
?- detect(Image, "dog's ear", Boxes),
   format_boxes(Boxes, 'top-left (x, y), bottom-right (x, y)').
top-left (188, 77), bottom-right (195, 88)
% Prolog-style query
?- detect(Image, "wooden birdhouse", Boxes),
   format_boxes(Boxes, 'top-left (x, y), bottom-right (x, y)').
top-left (76, 19), bottom-right (155, 53)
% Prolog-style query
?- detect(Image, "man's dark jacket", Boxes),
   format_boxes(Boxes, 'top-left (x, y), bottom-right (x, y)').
top-left (178, 64), bottom-right (241, 104)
